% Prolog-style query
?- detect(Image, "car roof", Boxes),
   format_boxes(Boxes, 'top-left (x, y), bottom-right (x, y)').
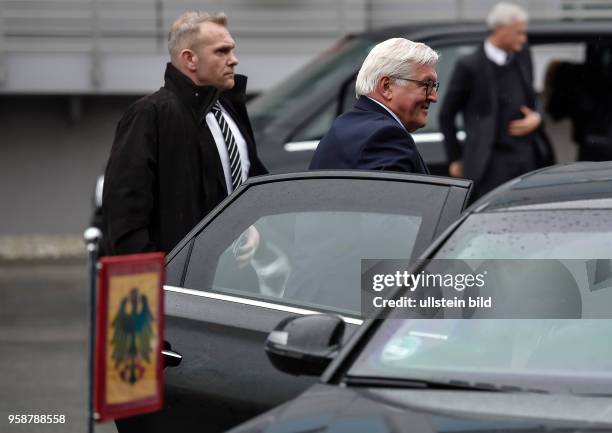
top-left (357, 19), bottom-right (612, 43)
top-left (469, 162), bottom-right (612, 213)
top-left (242, 170), bottom-right (471, 188)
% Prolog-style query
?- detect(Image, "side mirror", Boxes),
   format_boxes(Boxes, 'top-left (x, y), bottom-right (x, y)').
top-left (265, 314), bottom-right (345, 376)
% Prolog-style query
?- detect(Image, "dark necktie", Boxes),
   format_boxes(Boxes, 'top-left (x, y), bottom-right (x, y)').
top-left (211, 102), bottom-right (243, 192)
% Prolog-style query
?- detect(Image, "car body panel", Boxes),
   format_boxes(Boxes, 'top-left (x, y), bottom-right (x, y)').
top-left (469, 161), bottom-right (612, 212)
top-left (228, 383), bottom-right (612, 433)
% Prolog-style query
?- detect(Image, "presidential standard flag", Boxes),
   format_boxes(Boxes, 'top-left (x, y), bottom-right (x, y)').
top-left (94, 252), bottom-right (165, 422)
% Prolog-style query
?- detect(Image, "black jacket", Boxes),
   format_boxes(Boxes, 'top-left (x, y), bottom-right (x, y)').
top-left (103, 63), bottom-right (267, 255)
top-left (439, 45), bottom-right (553, 182)
top-left (309, 96), bottom-right (429, 174)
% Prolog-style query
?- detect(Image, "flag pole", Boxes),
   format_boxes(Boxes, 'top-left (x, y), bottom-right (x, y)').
top-left (84, 227), bottom-right (102, 433)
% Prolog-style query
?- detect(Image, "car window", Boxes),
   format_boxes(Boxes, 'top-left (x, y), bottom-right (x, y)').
top-left (341, 79), bottom-right (357, 116)
top-left (348, 209), bottom-right (612, 394)
top-left (288, 77), bottom-right (355, 143)
top-left (418, 43), bottom-right (475, 133)
top-left (182, 178), bottom-right (451, 316)
top-left (211, 211), bottom-right (421, 315)
top-left (248, 37), bottom-right (375, 133)
top-left (290, 103), bottom-right (338, 142)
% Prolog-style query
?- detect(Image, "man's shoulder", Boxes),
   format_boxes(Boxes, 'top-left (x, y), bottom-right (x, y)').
top-left (120, 87), bottom-right (181, 120)
top-left (353, 101), bottom-right (411, 141)
top-left (330, 106), bottom-right (406, 146)
top-left (456, 47), bottom-right (485, 69)
top-left (338, 102), bottom-right (395, 126)
top-left (327, 110), bottom-right (376, 138)
top-left (140, 87), bottom-right (179, 108)
top-left (361, 116), bottom-right (411, 145)
top-left (515, 45), bottom-right (534, 64)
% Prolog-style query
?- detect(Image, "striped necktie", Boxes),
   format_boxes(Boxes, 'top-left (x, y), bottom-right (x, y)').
top-left (211, 102), bottom-right (243, 192)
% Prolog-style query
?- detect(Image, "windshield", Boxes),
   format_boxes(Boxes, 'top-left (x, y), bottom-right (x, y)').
top-left (349, 210), bottom-right (612, 394)
top-left (435, 210), bottom-right (612, 259)
top-left (248, 36), bottom-right (374, 132)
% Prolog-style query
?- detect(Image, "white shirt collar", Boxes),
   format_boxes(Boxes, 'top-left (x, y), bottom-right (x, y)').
top-left (365, 96), bottom-right (406, 130)
top-left (484, 39), bottom-right (508, 66)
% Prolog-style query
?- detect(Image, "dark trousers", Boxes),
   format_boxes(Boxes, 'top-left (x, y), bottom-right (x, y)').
top-left (471, 144), bottom-right (539, 202)
top-left (579, 144), bottom-right (612, 162)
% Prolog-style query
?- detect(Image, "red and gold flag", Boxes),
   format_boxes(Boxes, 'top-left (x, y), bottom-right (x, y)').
top-left (94, 252), bottom-right (165, 422)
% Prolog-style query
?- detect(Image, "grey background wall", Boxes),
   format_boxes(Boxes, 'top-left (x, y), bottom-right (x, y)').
top-left (0, 0), bottom-right (601, 94)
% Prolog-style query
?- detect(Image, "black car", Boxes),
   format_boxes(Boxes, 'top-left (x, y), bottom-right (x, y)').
top-left (248, 20), bottom-right (612, 174)
top-left (152, 171), bottom-right (471, 432)
top-left (228, 161), bottom-right (612, 433)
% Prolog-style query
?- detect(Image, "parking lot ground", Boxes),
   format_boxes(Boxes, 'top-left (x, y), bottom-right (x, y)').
top-left (0, 259), bottom-right (116, 433)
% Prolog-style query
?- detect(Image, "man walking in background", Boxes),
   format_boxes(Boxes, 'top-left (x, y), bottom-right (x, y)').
top-left (103, 11), bottom-right (266, 257)
top-left (309, 38), bottom-right (439, 174)
top-left (439, 2), bottom-right (553, 199)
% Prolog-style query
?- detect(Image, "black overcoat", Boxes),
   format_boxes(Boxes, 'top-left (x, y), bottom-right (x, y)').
top-left (103, 64), bottom-right (267, 255)
top-left (439, 45), bottom-right (554, 183)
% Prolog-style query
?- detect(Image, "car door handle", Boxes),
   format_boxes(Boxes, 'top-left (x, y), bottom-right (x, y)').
top-left (163, 349), bottom-right (182, 368)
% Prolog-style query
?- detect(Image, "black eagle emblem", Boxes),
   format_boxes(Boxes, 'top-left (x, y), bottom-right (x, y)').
top-left (111, 288), bottom-right (155, 385)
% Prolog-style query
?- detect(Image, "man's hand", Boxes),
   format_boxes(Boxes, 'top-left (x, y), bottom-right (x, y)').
top-left (509, 106), bottom-right (541, 136)
top-left (449, 160), bottom-right (464, 178)
top-left (234, 225), bottom-right (260, 269)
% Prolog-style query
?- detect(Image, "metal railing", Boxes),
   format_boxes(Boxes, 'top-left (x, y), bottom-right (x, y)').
top-left (0, 0), bottom-right (609, 91)
top-left (2, 0), bottom-right (610, 51)
top-left (561, 0), bottom-right (612, 19)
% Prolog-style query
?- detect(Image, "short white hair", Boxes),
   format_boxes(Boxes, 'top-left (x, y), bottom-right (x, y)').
top-left (168, 11), bottom-right (227, 62)
top-left (486, 2), bottom-right (528, 29)
top-left (355, 38), bottom-right (439, 97)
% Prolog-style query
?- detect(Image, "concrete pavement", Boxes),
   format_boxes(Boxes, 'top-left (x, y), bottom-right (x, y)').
top-left (0, 259), bottom-right (116, 433)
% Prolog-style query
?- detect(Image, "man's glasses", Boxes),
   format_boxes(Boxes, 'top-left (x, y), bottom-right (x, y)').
top-left (390, 76), bottom-right (440, 97)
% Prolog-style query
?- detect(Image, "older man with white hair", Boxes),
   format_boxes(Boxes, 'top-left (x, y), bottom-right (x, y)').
top-left (309, 38), bottom-right (439, 173)
top-left (440, 1), bottom-right (554, 200)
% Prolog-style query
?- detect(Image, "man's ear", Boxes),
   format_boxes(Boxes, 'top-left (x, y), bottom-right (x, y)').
top-left (180, 49), bottom-right (197, 72)
top-left (375, 76), bottom-right (393, 101)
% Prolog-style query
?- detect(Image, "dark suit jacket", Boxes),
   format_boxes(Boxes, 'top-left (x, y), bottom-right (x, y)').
top-left (103, 64), bottom-right (267, 255)
top-left (309, 96), bottom-right (429, 174)
top-left (439, 45), bottom-right (553, 182)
